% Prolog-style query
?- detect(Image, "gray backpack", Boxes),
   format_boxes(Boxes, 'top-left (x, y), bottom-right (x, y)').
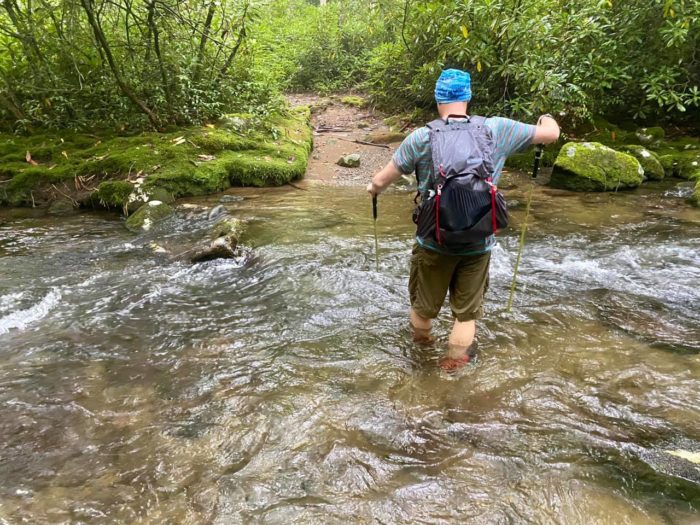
top-left (412, 115), bottom-right (508, 248)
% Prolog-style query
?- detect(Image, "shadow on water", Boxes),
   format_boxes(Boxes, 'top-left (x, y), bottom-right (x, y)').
top-left (0, 181), bottom-right (699, 523)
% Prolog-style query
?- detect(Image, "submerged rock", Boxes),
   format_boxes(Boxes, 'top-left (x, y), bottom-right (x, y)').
top-left (639, 446), bottom-right (700, 484)
top-left (190, 218), bottom-right (244, 263)
top-left (618, 145), bottom-right (665, 180)
top-left (207, 204), bottom-right (226, 221)
top-left (125, 201), bottom-right (174, 232)
top-left (47, 198), bottom-right (77, 216)
top-left (550, 142), bottom-right (644, 191)
top-left (220, 194), bottom-right (244, 203)
top-left (337, 154), bottom-right (361, 168)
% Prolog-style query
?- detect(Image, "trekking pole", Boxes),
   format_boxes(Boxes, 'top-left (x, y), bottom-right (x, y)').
top-left (506, 144), bottom-right (544, 313)
top-left (372, 195), bottom-right (379, 271)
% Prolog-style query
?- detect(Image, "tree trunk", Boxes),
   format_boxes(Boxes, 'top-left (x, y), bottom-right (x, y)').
top-left (215, 2), bottom-right (249, 85)
top-left (0, 90), bottom-right (24, 121)
top-left (215, 24), bottom-right (245, 86)
top-left (146, 0), bottom-right (174, 119)
top-left (193, 1), bottom-right (216, 84)
top-left (80, 0), bottom-right (159, 128)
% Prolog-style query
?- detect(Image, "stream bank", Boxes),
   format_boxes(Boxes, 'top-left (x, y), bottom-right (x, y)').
top-left (0, 107), bottom-right (313, 211)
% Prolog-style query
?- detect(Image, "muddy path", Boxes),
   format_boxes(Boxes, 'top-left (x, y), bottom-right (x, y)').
top-left (287, 94), bottom-right (535, 194)
top-left (288, 94), bottom-right (407, 188)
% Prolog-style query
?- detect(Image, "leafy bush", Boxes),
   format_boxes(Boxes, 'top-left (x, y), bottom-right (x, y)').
top-left (0, 0), bottom-right (276, 131)
top-left (365, 0), bottom-right (700, 126)
top-left (253, 0), bottom-right (390, 93)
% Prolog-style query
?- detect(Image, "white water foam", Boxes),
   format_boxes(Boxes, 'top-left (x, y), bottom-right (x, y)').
top-left (0, 292), bottom-right (25, 313)
top-left (0, 289), bottom-right (61, 335)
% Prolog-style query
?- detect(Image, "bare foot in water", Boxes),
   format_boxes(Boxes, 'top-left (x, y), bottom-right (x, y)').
top-left (439, 342), bottom-right (478, 371)
top-left (439, 354), bottom-right (472, 370)
top-left (410, 325), bottom-right (436, 344)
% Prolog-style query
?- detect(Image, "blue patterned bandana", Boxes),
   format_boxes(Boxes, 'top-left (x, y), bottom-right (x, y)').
top-left (434, 69), bottom-right (472, 104)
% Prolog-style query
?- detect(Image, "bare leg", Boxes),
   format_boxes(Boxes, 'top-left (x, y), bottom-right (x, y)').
top-left (440, 319), bottom-right (476, 370)
top-left (447, 319), bottom-right (476, 357)
top-left (410, 308), bottom-right (434, 343)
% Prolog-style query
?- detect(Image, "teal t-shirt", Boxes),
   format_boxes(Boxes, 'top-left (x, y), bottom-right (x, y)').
top-left (393, 116), bottom-right (536, 255)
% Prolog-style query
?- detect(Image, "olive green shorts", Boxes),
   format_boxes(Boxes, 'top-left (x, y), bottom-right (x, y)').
top-left (409, 243), bottom-right (491, 322)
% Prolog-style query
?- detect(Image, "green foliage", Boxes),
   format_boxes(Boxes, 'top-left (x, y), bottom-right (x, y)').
top-left (364, 0), bottom-right (700, 126)
top-left (252, 0), bottom-right (393, 93)
top-left (1, 0), bottom-right (697, 132)
top-left (0, 0), bottom-right (278, 131)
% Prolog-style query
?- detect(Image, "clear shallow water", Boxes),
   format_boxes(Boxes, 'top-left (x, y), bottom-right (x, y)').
top-left (0, 181), bottom-right (699, 524)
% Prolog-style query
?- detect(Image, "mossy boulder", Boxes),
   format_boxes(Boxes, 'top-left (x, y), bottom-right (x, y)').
top-left (47, 199), bottom-right (77, 215)
top-left (658, 154), bottom-right (678, 177)
top-left (339, 96), bottom-right (366, 108)
top-left (656, 149), bottom-right (700, 180)
top-left (635, 126), bottom-right (665, 145)
top-left (550, 142), bottom-right (644, 191)
top-left (337, 153), bottom-right (361, 168)
top-left (618, 145), bottom-right (665, 180)
top-left (125, 201), bottom-right (174, 232)
top-left (189, 218), bottom-right (245, 263)
top-left (146, 187), bottom-right (175, 204)
top-left (690, 179), bottom-right (700, 207)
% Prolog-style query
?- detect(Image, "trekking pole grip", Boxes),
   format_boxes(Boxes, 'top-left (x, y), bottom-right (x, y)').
top-left (372, 195), bottom-right (378, 220)
top-left (532, 144), bottom-right (544, 179)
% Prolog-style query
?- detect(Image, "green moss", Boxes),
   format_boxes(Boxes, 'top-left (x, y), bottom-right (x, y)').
top-left (340, 95), bottom-right (367, 108)
top-left (618, 145), bottom-right (665, 180)
top-left (0, 106), bottom-right (313, 208)
top-left (550, 142), bottom-right (644, 191)
top-left (654, 148), bottom-right (700, 179)
top-left (583, 118), bottom-right (636, 145)
top-left (691, 179), bottom-right (700, 207)
top-left (635, 126), bottom-right (665, 144)
top-left (125, 201), bottom-right (174, 232)
top-left (96, 181), bottom-right (134, 209)
top-left (225, 148), bottom-right (308, 186)
top-left (192, 130), bottom-right (258, 153)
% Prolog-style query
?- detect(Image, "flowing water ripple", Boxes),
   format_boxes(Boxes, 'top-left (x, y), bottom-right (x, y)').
top-left (0, 184), bottom-right (699, 523)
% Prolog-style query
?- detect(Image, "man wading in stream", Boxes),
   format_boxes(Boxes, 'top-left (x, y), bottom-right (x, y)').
top-left (367, 69), bottom-right (560, 369)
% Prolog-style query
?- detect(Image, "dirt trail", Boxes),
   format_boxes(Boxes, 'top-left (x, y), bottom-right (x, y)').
top-left (288, 94), bottom-right (408, 188)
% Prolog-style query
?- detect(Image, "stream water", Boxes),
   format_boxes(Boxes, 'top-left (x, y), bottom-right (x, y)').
top-left (0, 180), bottom-right (699, 524)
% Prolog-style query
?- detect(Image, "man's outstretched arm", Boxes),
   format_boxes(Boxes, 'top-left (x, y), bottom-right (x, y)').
top-left (533, 114), bottom-right (560, 144)
top-left (367, 160), bottom-right (404, 197)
